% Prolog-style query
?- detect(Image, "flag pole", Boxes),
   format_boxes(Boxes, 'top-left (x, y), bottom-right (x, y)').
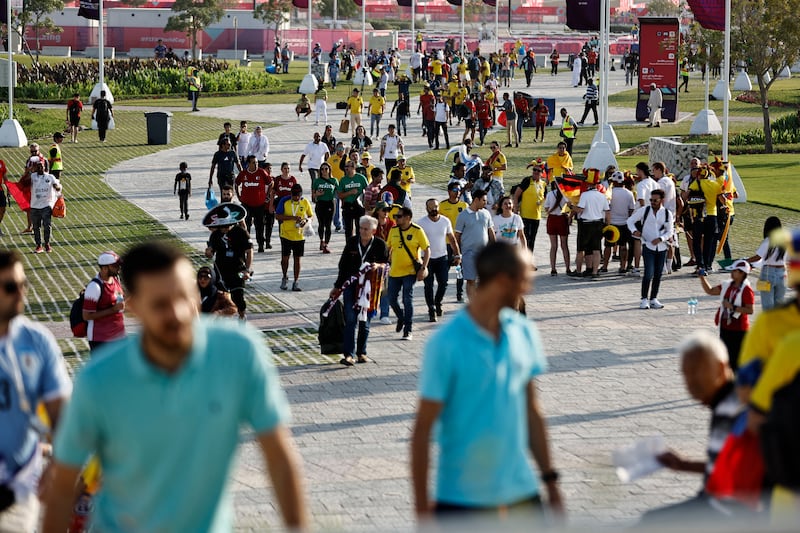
top-left (411, 0), bottom-right (415, 51)
top-left (98, 0), bottom-right (104, 88)
top-left (460, 0), bottom-right (464, 56)
top-left (722, 0), bottom-right (730, 160)
top-left (0, 0), bottom-right (27, 147)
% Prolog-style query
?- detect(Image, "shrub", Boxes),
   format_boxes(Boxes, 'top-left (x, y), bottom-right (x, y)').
top-left (731, 113), bottom-right (800, 146)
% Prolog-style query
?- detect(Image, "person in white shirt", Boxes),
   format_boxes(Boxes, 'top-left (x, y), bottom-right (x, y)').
top-left (570, 183), bottom-right (610, 280)
top-left (433, 95), bottom-right (450, 150)
top-left (235, 121), bottom-right (253, 169)
top-left (247, 125), bottom-right (270, 168)
top-left (298, 131), bottom-right (330, 182)
top-left (627, 189), bottom-right (673, 309)
top-left (602, 171), bottom-right (636, 273)
top-left (647, 83), bottom-right (663, 127)
top-left (653, 161), bottom-right (678, 273)
top-left (379, 124), bottom-right (404, 172)
top-left (29, 160), bottom-right (61, 253)
top-left (631, 161), bottom-right (658, 275)
top-left (746, 216), bottom-right (787, 310)
top-left (492, 196), bottom-right (526, 247)
top-left (417, 199), bottom-right (460, 322)
top-left (543, 181), bottom-right (572, 276)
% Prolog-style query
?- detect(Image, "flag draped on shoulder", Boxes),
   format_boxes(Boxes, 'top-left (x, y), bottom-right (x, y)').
top-left (565, 0), bottom-right (600, 31)
top-left (78, 0), bottom-right (100, 20)
top-left (686, 0), bottom-right (725, 31)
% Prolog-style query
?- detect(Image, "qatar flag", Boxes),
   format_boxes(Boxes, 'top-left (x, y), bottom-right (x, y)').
top-left (686, 0), bottom-right (725, 31)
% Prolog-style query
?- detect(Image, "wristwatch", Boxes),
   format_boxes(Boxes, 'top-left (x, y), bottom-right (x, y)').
top-left (541, 470), bottom-right (559, 483)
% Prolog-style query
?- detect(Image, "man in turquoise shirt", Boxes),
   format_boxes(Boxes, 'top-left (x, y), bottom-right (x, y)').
top-left (411, 242), bottom-right (564, 521)
top-left (43, 242), bottom-right (307, 531)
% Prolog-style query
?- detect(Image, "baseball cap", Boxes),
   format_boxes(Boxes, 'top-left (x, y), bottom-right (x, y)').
top-left (397, 154), bottom-right (407, 161)
top-left (98, 251), bottom-right (121, 266)
top-left (361, 152), bottom-right (372, 160)
top-left (729, 259), bottom-right (751, 274)
top-left (375, 201), bottom-right (391, 210)
top-left (610, 171), bottom-right (625, 183)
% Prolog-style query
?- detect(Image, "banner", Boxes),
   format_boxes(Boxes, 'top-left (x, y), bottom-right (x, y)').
top-left (636, 17), bottom-right (680, 122)
top-left (292, 0), bottom-right (308, 7)
top-left (78, 0), bottom-right (99, 20)
top-left (686, 0), bottom-right (725, 31)
top-left (565, 0), bottom-right (600, 31)
top-left (445, 0), bottom-right (462, 6)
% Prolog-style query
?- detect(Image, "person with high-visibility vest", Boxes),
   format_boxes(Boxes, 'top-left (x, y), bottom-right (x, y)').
top-left (48, 132), bottom-right (64, 179)
top-left (188, 68), bottom-right (202, 112)
top-left (679, 60), bottom-right (690, 93)
top-left (558, 108), bottom-right (578, 156)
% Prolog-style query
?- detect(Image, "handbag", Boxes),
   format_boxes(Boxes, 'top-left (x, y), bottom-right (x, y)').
top-left (339, 119), bottom-right (350, 134)
top-left (398, 226), bottom-right (423, 273)
top-left (205, 188), bottom-right (219, 209)
top-left (52, 196), bottom-right (66, 218)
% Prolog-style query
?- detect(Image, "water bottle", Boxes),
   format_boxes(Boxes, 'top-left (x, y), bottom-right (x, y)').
top-left (687, 297), bottom-right (698, 315)
top-left (455, 265), bottom-right (463, 280)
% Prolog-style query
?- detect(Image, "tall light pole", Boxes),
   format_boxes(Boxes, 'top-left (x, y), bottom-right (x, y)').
top-left (0, 0), bottom-right (27, 147)
top-left (89, 0), bottom-right (113, 107)
top-left (233, 16), bottom-right (238, 59)
top-left (299, 0), bottom-right (319, 93)
top-left (584, 0), bottom-right (618, 171)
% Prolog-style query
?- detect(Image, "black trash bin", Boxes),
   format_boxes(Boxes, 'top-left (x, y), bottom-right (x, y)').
top-left (145, 111), bottom-right (172, 145)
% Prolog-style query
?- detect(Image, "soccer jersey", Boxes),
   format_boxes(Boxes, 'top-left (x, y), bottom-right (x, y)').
top-left (439, 199), bottom-right (468, 229)
top-left (347, 95), bottom-right (363, 114)
top-left (387, 223), bottom-right (430, 278)
top-left (276, 197), bottom-right (313, 241)
top-left (337, 173), bottom-right (368, 204)
top-left (518, 179), bottom-right (545, 220)
top-left (369, 95), bottom-right (385, 115)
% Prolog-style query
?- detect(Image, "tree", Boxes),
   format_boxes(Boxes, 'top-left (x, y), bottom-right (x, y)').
top-left (319, 0), bottom-right (358, 19)
top-left (253, 0), bottom-right (292, 48)
top-left (647, 0), bottom-right (680, 17)
top-left (165, 0), bottom-right (226, 61)
top-left (731, 0), bottom-right (800, 152)
top-left (10, 0), bottom-right (64, 69)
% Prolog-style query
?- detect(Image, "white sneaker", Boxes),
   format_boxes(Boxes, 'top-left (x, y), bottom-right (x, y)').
top-left (639, 298), bottom-right (650, 309)
top-left (649, 298), bottom-right (664, 310)
top-left (379, 317), bottom-right (392, 325)
top-left (629, 268), bottom-right (641, 277)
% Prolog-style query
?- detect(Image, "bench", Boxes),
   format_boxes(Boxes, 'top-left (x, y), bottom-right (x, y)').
top-left (41, 46), bottom-right (71, 57)
top-left (217, 49), bottom-right (247, 61)
top-left (85, 47), bottom-right (115, 59)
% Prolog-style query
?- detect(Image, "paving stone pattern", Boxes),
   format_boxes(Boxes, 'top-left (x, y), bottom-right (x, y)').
top-left (102, 69), bottom-right (746, 530)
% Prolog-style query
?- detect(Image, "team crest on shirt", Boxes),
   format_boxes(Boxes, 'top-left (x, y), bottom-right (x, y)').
top-left (19, 351), bottom-right (39, 376)
top-left (406, 234), bottom-right (413, 240)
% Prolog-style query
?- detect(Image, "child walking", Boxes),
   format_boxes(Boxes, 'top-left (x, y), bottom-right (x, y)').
top-left (174, 161), bottom-right (192, 219)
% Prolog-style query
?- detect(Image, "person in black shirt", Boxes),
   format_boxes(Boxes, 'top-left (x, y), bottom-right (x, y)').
top-left (208, 139), bottom-right (243, 195)
top-left (205, 219), bottom-right (253, 320)
top-left (330, 215), bottom-right (388, 366)
top-left (217, 122), bottom-right (237, 151)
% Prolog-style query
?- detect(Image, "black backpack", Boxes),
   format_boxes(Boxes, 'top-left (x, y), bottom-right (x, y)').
top-left (318, 300), bottom-right (345, 355)
top-left (760, 371), bottom-right (800, 489)
top-left (70, 278), bottom-right (101, 338)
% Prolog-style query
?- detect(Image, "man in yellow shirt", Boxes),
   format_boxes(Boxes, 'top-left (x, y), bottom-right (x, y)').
top-left (486, 141), bottom-right (507, 182)
top-left (685, 167), bottom-right (724, 276)
top-left (275, 184), bottom-right (314, 292)
top-left (513, 163), bottom-right (546, 259)
top-left (368, 88), bottom-right (385, 137)
top-left (440, 182), bottom-right (469, 301)
top-left (386, 206), bottom-right (430, 340)
top-left (344, 88), bottom-right (363, 135)
top-left (388, 155), bottom-right (415, 197)
top-left (430, 57), bottom-right (444, 83)
top-left (545, 142), bottom-right (573, 182)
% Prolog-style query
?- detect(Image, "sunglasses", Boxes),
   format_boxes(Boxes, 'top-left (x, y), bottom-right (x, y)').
top-left (198, 273), bottom-right (212, 279)
top-left (0, 279), bottom-right (27, 294)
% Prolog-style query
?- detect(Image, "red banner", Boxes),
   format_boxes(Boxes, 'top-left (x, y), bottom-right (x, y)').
top-left (636, 17), bottom-right (680, 122)
top-left (292, 0), bottom-right (308, 7)
top-left (686, 0), bottom-right (725, 31)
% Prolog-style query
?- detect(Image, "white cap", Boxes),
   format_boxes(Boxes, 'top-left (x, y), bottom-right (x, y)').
top-left (98, 251), bottom-right (121, 266)
top-left (730, 259), bottom-right (752, 274)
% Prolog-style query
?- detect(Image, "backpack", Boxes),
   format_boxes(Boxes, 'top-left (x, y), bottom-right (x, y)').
top-left (70, 278), bottom-right (101, 338)
top-left (318, 300), bottom-right (345, 355)
top-left (457, 104), bottom-right (470, 119)
top-left (93, 99), bottom-right (109, 116)
top-left (760, 371), bottom-right (800, 489)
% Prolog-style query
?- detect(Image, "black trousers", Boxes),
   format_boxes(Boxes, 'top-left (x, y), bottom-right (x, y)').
top-left (580, 101), bottom-right (598, 124)
top-left (244, 203), bottom-right (266, 248)
top-left (315, 200), bottom-right (334, 243)
top-left (342, 201), bottom-right (365, 239)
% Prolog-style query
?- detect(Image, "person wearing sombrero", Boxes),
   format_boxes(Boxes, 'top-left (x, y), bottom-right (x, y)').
top-left (203, 202), bottom-right (252, 319)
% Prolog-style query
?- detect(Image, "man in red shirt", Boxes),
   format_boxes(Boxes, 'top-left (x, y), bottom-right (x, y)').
top-left (268, 162), bottom-right (298, 249)
top-left (475, 92), bottom-right (491, 146)
top-left (418, 86), bottom-right (436, 149)
top-left (513, 92), bottom-right (529, 143)
top-left (236, 155), bottom-right (273, 253)
top-left (82, 251), bottom-right (125, 352)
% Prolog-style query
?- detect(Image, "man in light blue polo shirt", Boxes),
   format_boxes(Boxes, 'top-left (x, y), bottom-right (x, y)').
top-left (411, 242), bottom-right (564, 522)
top-left (44, 242), bottom-right (307, 531)
top-left (455, 188), bottom-right (495, 301)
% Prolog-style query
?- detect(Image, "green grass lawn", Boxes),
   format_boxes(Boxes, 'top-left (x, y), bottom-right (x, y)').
top-left (0, 109), bottom-right (284, 327)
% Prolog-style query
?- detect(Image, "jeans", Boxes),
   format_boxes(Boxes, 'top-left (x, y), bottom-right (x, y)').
top-left (692, 215), bottom-right (718, 269)
top-left (396, 114), bottom-right (407, 135)
top-left (522, 218), bottom-right (540, 252)
top-left (516, 113), bottom-right (525, 141)
top-left (759, 265), bottom-right (787, 310)
top-left (178, 190), bottom-right (189, 216)
top-left (447, 245), bottom-right (464, 298)
top-left (333, 197), bottom-right (342, 229)
top-left (31, 206), bottom-right (52, 247)
top-left (641, 246), bottom-right (667, 299)
top-left (342, 285), bottom-right (371, 357)
top-left (370, 113), bottom-right (382, 137)
top-left (308, 168), bottom-right (319, 183)
top-left (424, 256), bottom-right (449, 311)
top-left (342, 201), bottom-right (365, 239)
top-left (388, 274), bottom-right (416, 334)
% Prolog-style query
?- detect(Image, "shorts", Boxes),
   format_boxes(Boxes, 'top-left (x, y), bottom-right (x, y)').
top-left (461, 250), bottom-right (478, 281)
top-left (69, 116), bottom-right (80, 127)
top-left (280, 237), bottom-right (305, 257)
top-left (464, 118), bottom-right (475, 129)
top-left (607, 224), bottom-right (631, 247)
top-left (578, 220), bottom-right (604, 253)
top-left (546, 214), bottom-right (569, 236)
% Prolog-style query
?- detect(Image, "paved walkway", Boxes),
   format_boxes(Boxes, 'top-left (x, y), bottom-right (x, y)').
top-left (105, 69), bottom-right (731, 530)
